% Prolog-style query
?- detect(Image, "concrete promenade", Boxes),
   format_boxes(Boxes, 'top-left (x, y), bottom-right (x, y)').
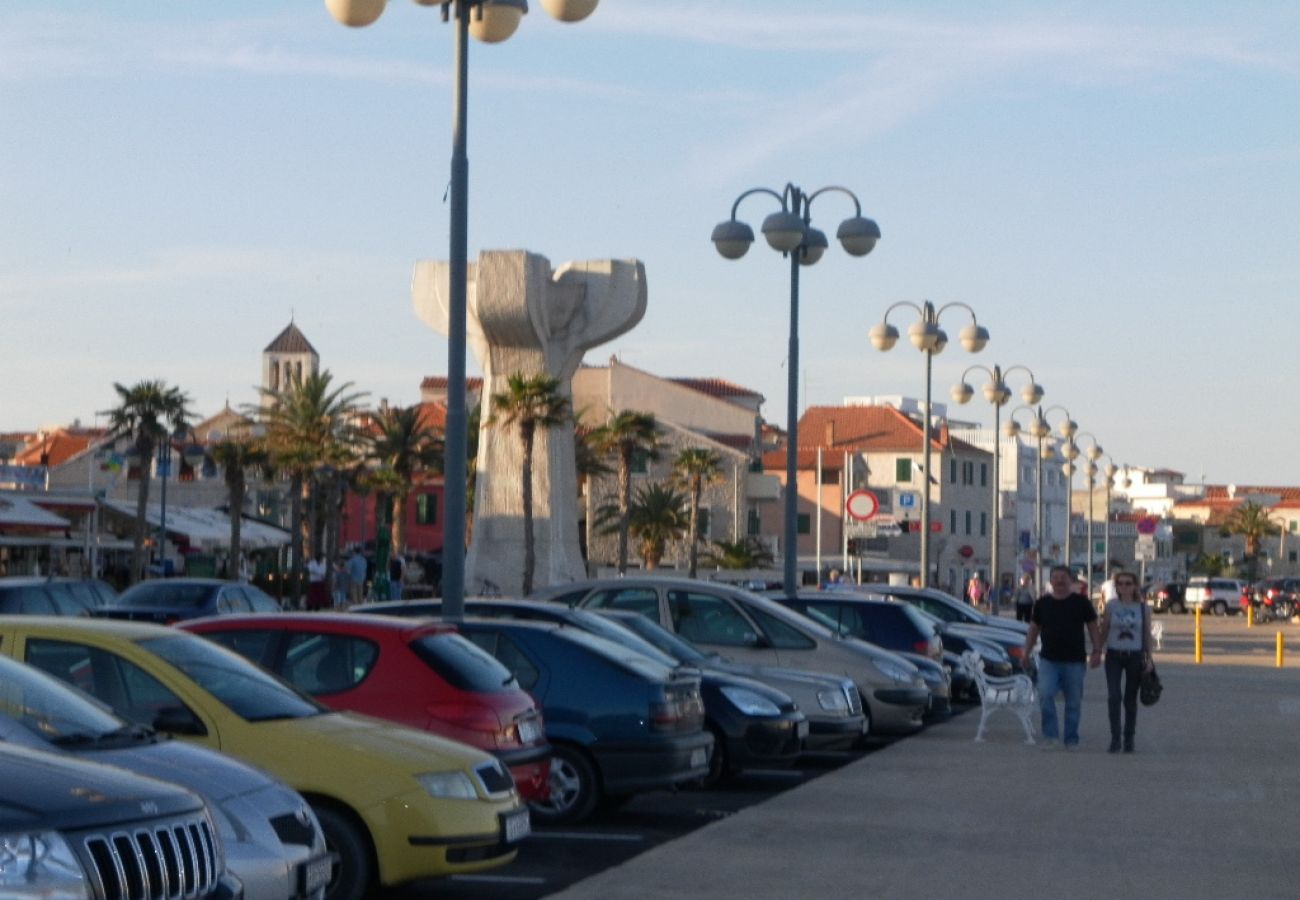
top-left (554, 615), bottom-right (1300, 900)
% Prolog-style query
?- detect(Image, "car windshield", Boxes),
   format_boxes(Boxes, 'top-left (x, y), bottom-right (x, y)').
top-left (549, 627), bottom-right (675, 681)
top-left (600, 613), bottom-right (710, 665)
top-left (409, 632), bottom-right (517, 692)
top-left (140, 634), bottom-right (325, 722)
top-left (115, 583), bottom-right (213, 610)
top-left (0, 654), bottom-right (126, 741)
top-left (564, 610), bottom-right (680, 667)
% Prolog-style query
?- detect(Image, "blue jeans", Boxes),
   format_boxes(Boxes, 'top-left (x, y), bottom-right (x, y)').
top-left (1037, 659), bottom-right (1086, 745)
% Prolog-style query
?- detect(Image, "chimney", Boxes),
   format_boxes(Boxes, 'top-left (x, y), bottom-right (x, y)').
top-left (824, 421), bottom-right (835, 447)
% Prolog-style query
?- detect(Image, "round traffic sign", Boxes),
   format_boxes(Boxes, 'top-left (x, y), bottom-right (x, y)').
top-left (1137, 516), bottom-right (1158, 536)
top-left (845, 490), bottom-right (879, 522)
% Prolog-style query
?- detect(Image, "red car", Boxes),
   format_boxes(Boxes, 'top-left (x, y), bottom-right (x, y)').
top-left (181, 613), bottom-right (550, 801)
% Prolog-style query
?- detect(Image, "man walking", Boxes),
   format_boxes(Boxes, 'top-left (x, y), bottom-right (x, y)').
top-left (346, 548), bottom-right (367, 605)
top-left (1023, 565), bottom-right (1101, 749)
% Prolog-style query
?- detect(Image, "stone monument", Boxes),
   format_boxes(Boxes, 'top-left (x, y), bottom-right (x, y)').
top-left (412, 250), bottom-right (647, 596)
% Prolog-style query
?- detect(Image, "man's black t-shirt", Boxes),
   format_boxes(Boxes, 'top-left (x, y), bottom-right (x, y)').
top-left (1031, 593), bottom-right (1097, 662)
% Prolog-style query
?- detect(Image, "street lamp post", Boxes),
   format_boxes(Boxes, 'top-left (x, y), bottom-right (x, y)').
top-left (1005, 405), bottom-right (1051, 590)
top-left (1032, 405), bottom-right (1078, 574)
top-left (712, 184), bottom-right (880, 595)
top-left (1074, 432), bottom-right (1104, 593)
top-left (951, 364), bottom-right (1043, 614)
top-left (870, 302), bottom-right (989, 587)
top-left (327, 0), bottom-right (599, 619)
top-left (1097, 453), bottom-right (1129, 574)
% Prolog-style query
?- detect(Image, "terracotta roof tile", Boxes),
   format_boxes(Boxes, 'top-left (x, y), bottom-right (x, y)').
top-left (669, 377), bottom-right (764, 401)
top-left (264, 322), bottom-right (317, 355)
top-left (420, 376), bottom-right (484, 391)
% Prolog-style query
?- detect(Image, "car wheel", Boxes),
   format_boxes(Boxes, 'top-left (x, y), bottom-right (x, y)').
top-left (312, 805), bottom-right (374, 900)
top-left (1278, 601), bottom-right (1295, 620)
top-left (1213, 600), bottom-right (1228, 616)
top-left (1171, 600), bottom-right (1186, 615)
top-left (530, 744), bottom-right (600, 825)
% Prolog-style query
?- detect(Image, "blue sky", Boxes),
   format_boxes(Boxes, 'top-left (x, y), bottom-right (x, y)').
top-left (3, 1), bottom-right (1297, 485)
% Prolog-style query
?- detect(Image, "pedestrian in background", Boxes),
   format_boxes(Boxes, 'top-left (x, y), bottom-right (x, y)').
top-left (346, 548), bottom-right (367, 605)
top-left (1024, 565), bottom-right (1102, 749)
top-left (1093, 570), bottom-right (1154, 753)
top-left (1013, 574), bottom-right (1036, 623)
top-left (966, 574), bottom-right (987, 609)
top-left (332, 556), bottom-right (351, 609)
top-left (305, 553), bottom-right (329, 611)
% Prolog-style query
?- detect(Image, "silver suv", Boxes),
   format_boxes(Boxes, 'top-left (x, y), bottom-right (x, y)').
top-left (1184, 576), bottom-right (1246, 616)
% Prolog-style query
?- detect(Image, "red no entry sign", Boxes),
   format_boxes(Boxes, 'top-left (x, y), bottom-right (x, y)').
top-left (846, 490), bottom-right (879, 522)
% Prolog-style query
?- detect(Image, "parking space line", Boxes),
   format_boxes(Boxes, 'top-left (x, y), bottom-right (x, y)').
top-left (448, 875), bottom-right (549, 884)
top-left (530, 831), bottom-right (645, 842)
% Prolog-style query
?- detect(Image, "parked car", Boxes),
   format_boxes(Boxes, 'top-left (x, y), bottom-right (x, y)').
top-left (1184, 576), bottom-right (1247, 615)
top-left (356, 598), bottom-right (868, 751)
top-left (905, 606), bottom-right (1016, 681)
top-left (0, 576), bottom-right (115, 615)
top-left (535, 577), bottom-right (931, 737)
top-left (1250, 577), bottom-right (1300, 620)
top-left (0, 615), bottom-right (531, 900)
top-left (450, 618), bottom-right (714, 824)
top-left (774, 593), bottom-right (952, 720)
top-left (0, 652), bottom-right (331, 900)
top-left (1145, 580), bottom-right (1187, 614)
top-left (182, 612), bottom-right (552, 802)
top-left (97, 577), bottom-right (282, 623)
top-left (0, 741), bottom-right (240, 898)
top-left (865, 583), bottom-right (1032, 671)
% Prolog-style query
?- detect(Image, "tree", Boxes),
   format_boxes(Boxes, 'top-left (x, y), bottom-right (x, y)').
top-left (252, 371), bottom-right (365, 605)
top-left (622, 482), bottom-right (689, 570)
top-left (487, 374), bottom-right (570, 595)
top-left (1223, 500), bottom-right (1280, 583)
top-left (366, 404), bottom-right (444, 558)
top-left (102, 380), bottom-right (193, 584)
top-left (702, 537), bottom-right (774, 570)
top-left (671, 448), bottom-right (723, 578)
top-left (209, 432), bottom-right (270, 571)
top-left (590, 411), bottom-right (658, 574)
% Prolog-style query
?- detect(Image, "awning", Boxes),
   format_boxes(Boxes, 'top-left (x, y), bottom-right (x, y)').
top-left (103, 501), bottom-right (291, 551)
top-left (0, 495), bottom-right (70, 530)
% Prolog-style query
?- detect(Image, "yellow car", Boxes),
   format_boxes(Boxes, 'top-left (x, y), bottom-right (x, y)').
top-left (0, 616), bottom-right (530, 900)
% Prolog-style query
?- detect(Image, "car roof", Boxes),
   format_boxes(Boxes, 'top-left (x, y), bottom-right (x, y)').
top-left (0, 614), bottom-right (185, 639)
top-left (183, 611), bottom-right (457, 636)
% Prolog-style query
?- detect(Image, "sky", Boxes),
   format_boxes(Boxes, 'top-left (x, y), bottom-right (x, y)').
top-left (2, 1), bottom-right (1298, 486)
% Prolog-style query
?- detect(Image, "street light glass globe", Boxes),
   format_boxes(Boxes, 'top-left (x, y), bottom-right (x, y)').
top-left (1003, 420), bottom-right (1022, 438)
top-left (1058, 418), bottom-right (1078, 438)
top-left (799, 227), bottom-right (828, 266)
top-left (1032, 417), bottom-right (1049, 439)
top-left (931, 328), bottom-right (949, 355)
top-left (761, 210), bottom-right (805, 252)
top-left (326, 0), bottom-right (385, 27)
top-left (983, 381), bottom-right (1011, 405)
top-left (836, 216), bottom-right (881, 256)
top-left (711, 220), bottom-right (754, 260)
top-left (959, 323), bottom-right (989, 352)
top-left (909, 320), bottom-right (935, 351)
top-left (1062, 461), bottom-right (1075, 477)
top-left (1087, 444), bottom-right (1103, 461)
top-left (540, 0), bottom-right (599, 22)
top-left (1022, 382), bottom-right (1044, 404)
top-left (869, 322), bottom-right (899, 351)
top-left (1063, 442), bottom-right (1080, 460)
top-left (1039, 443), bottom-right (1055, 460)
top-left (470, 0), bottom-right (526, 43)
top-left (951, 382), bottom-right (974, 404)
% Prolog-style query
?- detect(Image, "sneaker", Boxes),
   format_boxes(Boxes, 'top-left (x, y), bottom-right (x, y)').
top-left (1063, 742), bottom-right (1079, 751)
top-left (1108, 738), bottom-right (1121, 754)
top-left (1123, 737), bottom-right (1135, 753)
top-left (1040, 738), bottom-right (1058, 750)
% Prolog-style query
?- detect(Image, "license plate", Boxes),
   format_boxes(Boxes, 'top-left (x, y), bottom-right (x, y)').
top-left (517, 717), bottom-right (541, 744)
top-left (690, 747), bottom-right (708, 768)
top-left (297, 853), bottom-right (334, 897)
top-left (501, 807), bottom-right (531, 844)
top-left (796, 720), bottom-right (809, 740)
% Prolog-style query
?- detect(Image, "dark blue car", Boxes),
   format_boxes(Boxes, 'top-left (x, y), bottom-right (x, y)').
top-left (96, 578), bottom-right (282, 624)
top-left (449, 618), bottom-right (713, 824)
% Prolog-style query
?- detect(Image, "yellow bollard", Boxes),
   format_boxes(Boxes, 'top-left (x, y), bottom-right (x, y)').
top-left (1194, 606), bottom-right (1203, 664)
top-left (1278, 631), bottom-right (1285, 668)
top-left (1247, 604), bottom-right (1254, 628)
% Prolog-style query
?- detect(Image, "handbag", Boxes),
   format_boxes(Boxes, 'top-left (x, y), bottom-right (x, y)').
top-left (1139, 666), bottom-right (1163, 706)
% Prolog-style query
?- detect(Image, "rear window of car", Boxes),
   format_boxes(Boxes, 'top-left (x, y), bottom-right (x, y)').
top-left (410, 632), bottom-right (517, 693)
top-left (116, 583), bottom-right (213, 609)
top-left (0, 586), bottom-right (57, 614)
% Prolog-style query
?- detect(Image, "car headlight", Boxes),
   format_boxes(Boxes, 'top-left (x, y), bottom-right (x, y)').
top-left (719, 686), bottom-right (782, 717)
top-left (415, 772), bottom-right (478, 800)
top-left (815, 687), bottom-right (849, 712)
top-left (871, 659), bottom-right (915, 683)
top-left (0, 831), bottom-right (90, 899)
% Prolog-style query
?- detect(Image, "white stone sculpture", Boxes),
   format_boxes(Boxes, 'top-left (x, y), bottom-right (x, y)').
top-left (962, 650), bottom-right (1038, 744)
top-left (412, 250), bottom-right (647, 597)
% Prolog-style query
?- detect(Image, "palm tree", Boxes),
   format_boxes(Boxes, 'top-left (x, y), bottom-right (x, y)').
top-left (590, 411), bottom-right (658, 574)
top-left (102, 380), bottom-right (193, 584)
top-left (624, 482), bottom-right (689, 570)
top-left (1223, 500), bottom-right (1280, 583)
top-left (252, 371), bottom-right (365, 605)
top-left (671, 448), bottom-right (723, 578)
top-left (487, 374), bottom-right (570, 595)
top-left (702, 537), bottom-right (774, 570)
top-left (366, 404), bottom-right (444, 558)
top-left (209, 433), bottom-right (270, 571)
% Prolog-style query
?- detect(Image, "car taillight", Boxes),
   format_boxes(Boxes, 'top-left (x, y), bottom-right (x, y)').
top-left (914, 640), bottom-right (932, 654)
top-left (1007, 645), bottom-right (1024, 660)
top-left (650, 689), bottom-right (703, 732)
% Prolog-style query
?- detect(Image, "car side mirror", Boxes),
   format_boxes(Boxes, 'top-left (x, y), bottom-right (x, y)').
top-left (152, 706), bottom-right (207, 737)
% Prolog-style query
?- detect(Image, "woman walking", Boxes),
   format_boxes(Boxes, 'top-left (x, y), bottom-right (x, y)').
top-left (1090, 570), bottom-right (1154, 753)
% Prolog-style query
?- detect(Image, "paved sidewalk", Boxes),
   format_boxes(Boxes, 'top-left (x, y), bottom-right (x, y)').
top-left (554, 616), bottom-right (1299, 900)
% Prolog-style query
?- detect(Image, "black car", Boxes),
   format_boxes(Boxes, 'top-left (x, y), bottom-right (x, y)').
top-left (0, 742), bottom-right (238, 898)
top-left (357, 598), bottom-right (809, 782)
top-left (1145, 580), bottom-right (1187, 614)
top-left (446, 618), bottom-right (714, 824)
top-left (97, 577), bottom-right (282, 623)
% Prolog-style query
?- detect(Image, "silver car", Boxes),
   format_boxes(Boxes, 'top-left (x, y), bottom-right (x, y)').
top-left (0, 653), bottom-right (332, 900)
top-left (537, 577), bottom-right (930, 736)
